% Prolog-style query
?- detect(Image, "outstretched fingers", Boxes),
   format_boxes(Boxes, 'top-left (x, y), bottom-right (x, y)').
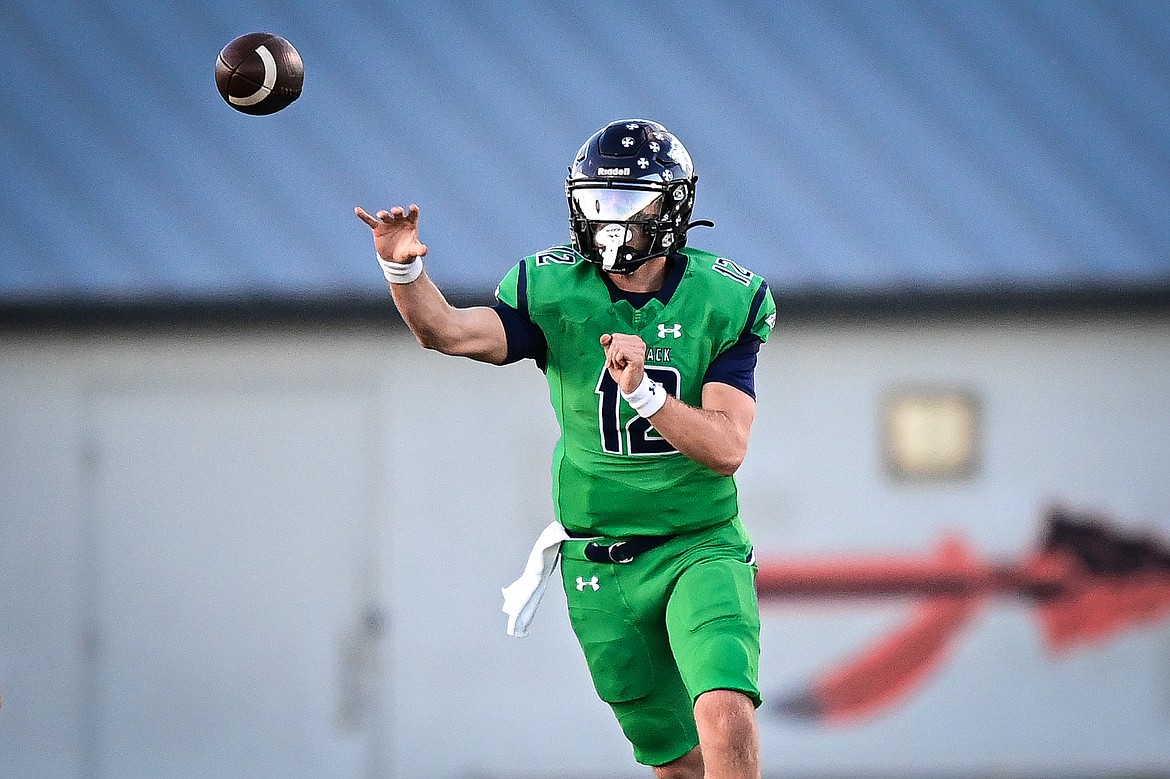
top-left (354, 204), bottom-right (421, 228)
top-left (356, 203), bottom-right (429, 261)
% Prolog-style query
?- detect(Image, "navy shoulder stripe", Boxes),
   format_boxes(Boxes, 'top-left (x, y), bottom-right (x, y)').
top-left (739, 280), bottom-right (769, 342)
top-left (516, 257), bottom-right (530, 317)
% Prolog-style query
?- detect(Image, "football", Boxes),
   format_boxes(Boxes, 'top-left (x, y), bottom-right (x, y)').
top-left (215, 33), bottom-right (304, 115)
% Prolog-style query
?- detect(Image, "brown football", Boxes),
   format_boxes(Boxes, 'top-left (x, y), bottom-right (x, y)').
top-left (215, 33), bottom-right (303, 116)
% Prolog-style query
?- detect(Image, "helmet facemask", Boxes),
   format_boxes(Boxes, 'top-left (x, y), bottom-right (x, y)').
top-left (568, 185), bottom-right (675, 272)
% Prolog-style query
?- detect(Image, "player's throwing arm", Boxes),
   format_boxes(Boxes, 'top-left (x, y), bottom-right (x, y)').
top-left (354, 204), bottom-right (508, 363)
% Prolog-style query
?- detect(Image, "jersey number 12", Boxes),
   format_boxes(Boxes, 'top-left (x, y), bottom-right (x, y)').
top-left (595, 366), bottom-right (681, 455)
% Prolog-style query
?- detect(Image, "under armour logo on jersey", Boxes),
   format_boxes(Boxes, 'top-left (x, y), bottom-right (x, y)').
top-left (576, 576), bottom-right (600, 592)
top-left (658, 323), bottom-right (682, 339)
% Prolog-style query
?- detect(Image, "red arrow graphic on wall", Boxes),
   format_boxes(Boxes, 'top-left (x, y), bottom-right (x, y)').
top-left (754, 508), bottom-right (1170, 724)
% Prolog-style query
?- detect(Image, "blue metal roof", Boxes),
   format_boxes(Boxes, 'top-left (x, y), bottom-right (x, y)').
top-left (0, 0), bottom-right (1167, 308)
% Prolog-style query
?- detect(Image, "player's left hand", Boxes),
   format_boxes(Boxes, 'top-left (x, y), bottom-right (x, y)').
top-left (600, 333), bottom-right (646, 394)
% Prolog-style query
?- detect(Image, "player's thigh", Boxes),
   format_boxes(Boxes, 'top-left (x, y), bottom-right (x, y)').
top-left (561, 556), bottom-right (699, 766)
top-left (665, 556), bottom-right (762, 706)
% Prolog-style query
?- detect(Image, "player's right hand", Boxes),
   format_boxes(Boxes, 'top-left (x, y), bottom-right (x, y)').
top-left (600, 332), bottom-right (647, 395)
top-left (355, 204), bottom-right (429, 263)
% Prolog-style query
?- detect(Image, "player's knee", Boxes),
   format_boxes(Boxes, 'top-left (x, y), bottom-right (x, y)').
top-left (694, 689), bottom-right (758, 756)
top-left (696, 688), bottom-right (756, 725)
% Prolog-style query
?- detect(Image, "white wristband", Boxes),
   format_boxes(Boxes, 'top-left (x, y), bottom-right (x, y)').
top-left (378, 255), bottom-right (424, 284)
top-left (621, 373), bottom-right (668, 418)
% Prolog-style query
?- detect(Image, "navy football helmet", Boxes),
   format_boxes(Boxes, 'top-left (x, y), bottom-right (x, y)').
top-left (566, 120), bottom-right (707, 273)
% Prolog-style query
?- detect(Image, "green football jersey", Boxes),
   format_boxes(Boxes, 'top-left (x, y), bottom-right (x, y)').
top-left (495, 246), bottom-right (776, 538)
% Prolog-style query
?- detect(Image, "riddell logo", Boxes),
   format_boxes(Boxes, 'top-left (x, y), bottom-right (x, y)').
top-left (597, 167), bottom-right (631, 176)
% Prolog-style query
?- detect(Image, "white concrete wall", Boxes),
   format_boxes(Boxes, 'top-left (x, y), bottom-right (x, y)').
top-left (1, 314), bottom-right (1168, 778)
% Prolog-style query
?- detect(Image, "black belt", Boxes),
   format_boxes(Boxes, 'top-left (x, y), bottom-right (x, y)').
top-left (565, 529), bottom-right (676, 564)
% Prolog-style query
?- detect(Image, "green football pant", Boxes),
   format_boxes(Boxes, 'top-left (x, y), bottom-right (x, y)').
top-left (560, 517), bottom-right (761, 767)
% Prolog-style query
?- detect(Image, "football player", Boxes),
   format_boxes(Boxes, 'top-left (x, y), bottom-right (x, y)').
top-left (356, 119), bottom-right (775, 779)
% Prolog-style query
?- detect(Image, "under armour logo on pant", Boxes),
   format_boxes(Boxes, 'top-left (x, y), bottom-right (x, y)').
top-left (658, 323), bottom-right (682, 338)
top-left (576, 576), bottom-right (600, 591)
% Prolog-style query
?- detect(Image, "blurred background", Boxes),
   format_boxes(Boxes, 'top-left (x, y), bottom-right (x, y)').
top-left (1, 1), bottom-right (1168, 777)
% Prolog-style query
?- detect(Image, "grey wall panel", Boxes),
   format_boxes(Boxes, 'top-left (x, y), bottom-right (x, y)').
top-left (1, 317), bottom-right (1168, 777)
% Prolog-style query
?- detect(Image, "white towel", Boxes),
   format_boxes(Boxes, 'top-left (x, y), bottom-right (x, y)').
top-left (500, 521), bottom-right (571, 637)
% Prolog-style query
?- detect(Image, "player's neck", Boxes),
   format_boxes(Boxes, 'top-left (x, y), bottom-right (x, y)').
top-left (605, 255), bottom-right (668, 294)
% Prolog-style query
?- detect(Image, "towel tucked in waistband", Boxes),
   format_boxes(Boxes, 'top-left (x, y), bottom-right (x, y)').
top-left (500, 521), bottom-right (570, 637)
